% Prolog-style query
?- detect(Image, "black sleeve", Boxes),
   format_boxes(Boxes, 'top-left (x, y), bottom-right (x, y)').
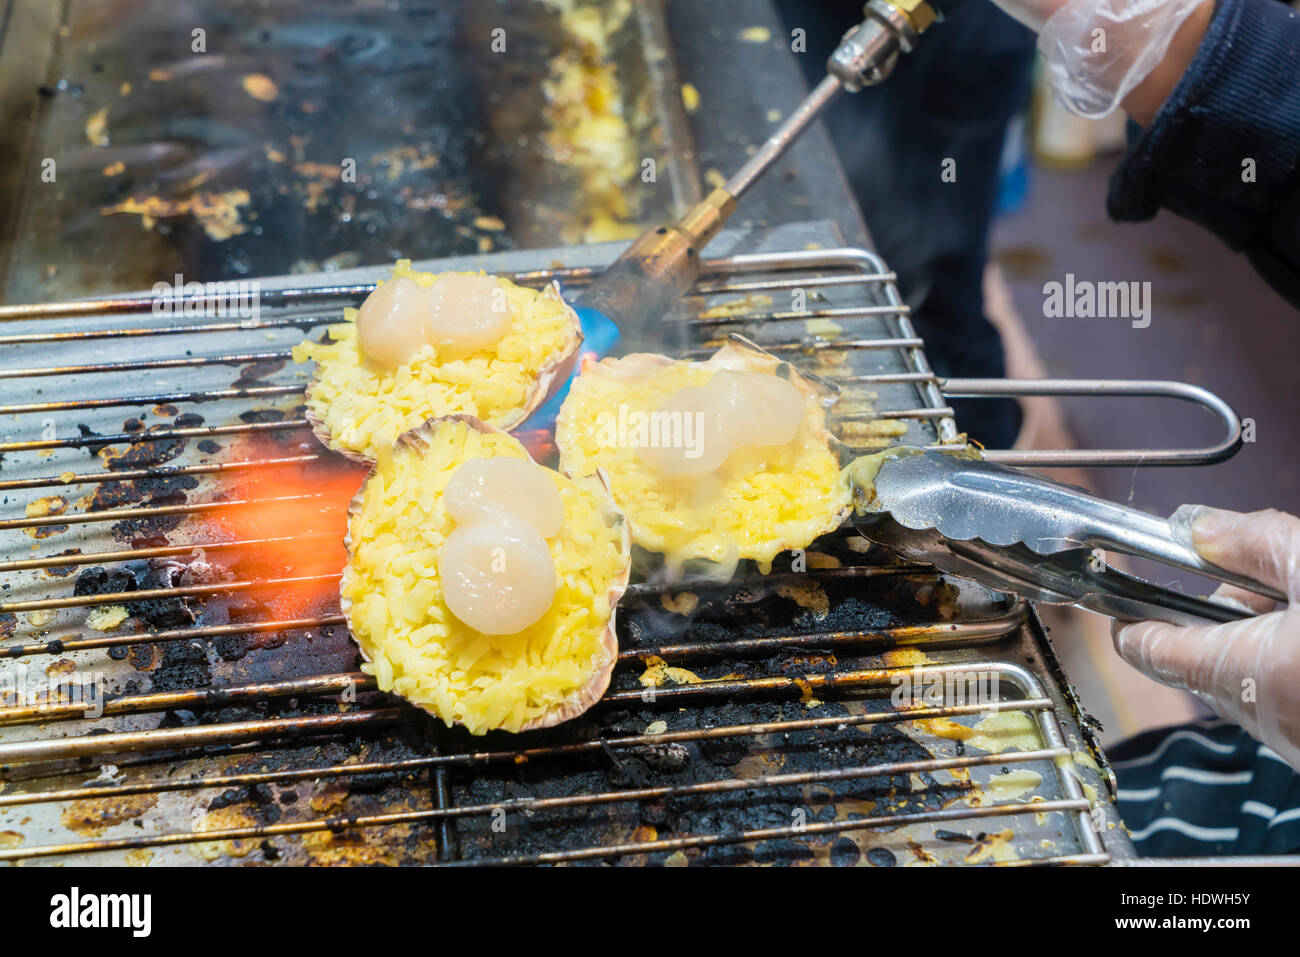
top-left (1107, 0), bottom-right (1300, 309)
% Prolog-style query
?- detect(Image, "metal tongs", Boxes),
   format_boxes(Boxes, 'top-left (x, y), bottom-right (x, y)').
top-left (851, 448), bottom-right (1288, 625)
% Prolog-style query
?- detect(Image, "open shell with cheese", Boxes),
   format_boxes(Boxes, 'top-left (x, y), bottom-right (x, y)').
top-left (555, 340), bottom-right (852, 574)
top-left (294, 261), bottom-right (582, 463)
top-left (341, 415), bottom-right (630, 734)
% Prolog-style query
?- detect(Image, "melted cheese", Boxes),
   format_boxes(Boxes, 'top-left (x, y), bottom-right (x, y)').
top-left (557, 353), bottom-right (848, 572)
top-left (986, 769), bottom-right (1043, 802)
top-left (343, 420), bottom-right (627, 734)
top-left (294, 261), bottom-right (578, 461)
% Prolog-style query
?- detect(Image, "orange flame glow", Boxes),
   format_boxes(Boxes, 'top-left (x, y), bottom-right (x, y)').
top-left (200, 436), bottom-right (368, 620)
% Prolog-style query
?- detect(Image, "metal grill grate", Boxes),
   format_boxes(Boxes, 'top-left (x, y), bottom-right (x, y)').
top-left (0, 245), bottom-right (1116, 865)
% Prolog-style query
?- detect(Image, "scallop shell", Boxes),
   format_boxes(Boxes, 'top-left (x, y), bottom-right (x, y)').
top-left (308, 279), bottom-right (583, 465)
top-left (554, 338), bottom-right (853, 563)
top-left (341, 413), bottom-right (630, 733)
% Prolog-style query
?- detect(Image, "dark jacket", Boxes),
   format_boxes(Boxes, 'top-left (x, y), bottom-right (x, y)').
top-left (1109, 0), bottom-right (1300, 309)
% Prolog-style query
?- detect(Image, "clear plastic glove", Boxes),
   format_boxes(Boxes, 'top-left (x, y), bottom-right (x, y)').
top-left (1113, 506), bottom-right (1300, 772)
top-left (990, 0), bottom-right (1210, 117)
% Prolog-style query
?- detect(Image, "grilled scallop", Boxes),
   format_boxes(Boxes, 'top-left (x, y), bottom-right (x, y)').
top-left (294, 261), bottom-right (582, 463)
top-left (555, 340), bottom-right (852, 574)
top-left (341, 415), bottom-right (630, 734)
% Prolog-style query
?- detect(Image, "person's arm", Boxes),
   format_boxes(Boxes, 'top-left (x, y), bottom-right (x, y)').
top-left (1119, 0), bottom-right (1214, 125)
top-left (992, 0), bottom-right (1300, 308)
top-left (1107, 0), bottom-right (1300, 308)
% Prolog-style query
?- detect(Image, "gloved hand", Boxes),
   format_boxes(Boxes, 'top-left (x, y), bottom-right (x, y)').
top-left (1113, 506), bottom-right (1300, 772)
top-left (989, 0), bottom-right (1211, 117)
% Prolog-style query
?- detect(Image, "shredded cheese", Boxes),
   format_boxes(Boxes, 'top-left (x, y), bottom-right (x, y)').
top-left (293, 261), bottom-right (578, 461)
top-left (342, 420), bottom-right (627, 734)
top-left (557, 356), bottom-right (849, 572)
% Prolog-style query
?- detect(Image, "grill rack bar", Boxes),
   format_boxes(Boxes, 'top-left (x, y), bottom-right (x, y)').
top-left (0, 697), bottom-right (1042, 808)
top-left (0, 246), bottom-right (1119, 866)
top-left (1, 564), bottom-right (1011, 654)
top-left (0, 708), bottom-right (407, 766)
top-left (0, 349), bottom-right (294, 380)
top-left (0, 533), bottom-right (334, 574)
top-left (6, 555), bottom-right (930, 615)
top-left (0, 753), bottom-right (1084, 865)
top-left (0, 419), bottom-right (308, 455)
top-left (0, 572), bottom-right (1022, 661)
top-left (0, 247), bottom-right (1242, 466)
top-left (0, 384), bottom-right (304, 417)
top-left (0, 615), bottom-right (347, 659)
top-left (0, 574), bottom-right (339, 615)
top-left (0, 454), bottom-right (322, 494)
top-left (0, 662), bottom-right (1101, 865)
top-left (0, 492), bottom-right (329, 534)
top-left (0, 604), bottom-right (1027, 733)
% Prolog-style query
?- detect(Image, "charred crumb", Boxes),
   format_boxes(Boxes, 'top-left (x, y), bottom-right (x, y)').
top-left (213, 631), bottom-right (251, 661)
top-left (154, 404), bottom-right (179, 417)
top-left (260, 841), bottom-right (281, 860)
top-left (865, 847), bottom-right (897, 867)
top-left (205, 705), bottom-right (265, 725)
top-left (830, 837), bottom-right (860, 867)
top-left (227, 599), bottom-right (275, 624)
top-left (696, 843), bottom-right (754, 866)
top-left (173, 413), bottom-right (205, 428)
top-left (337, 774), bottom-right (391, 796)
top-left (125, 560), bottom-right (200, 629)
top-left (148, 637), bottom-right (212, 691)
top-left (207, 784), bottom-right (280, 825)
top-left (604, 755), bottom-right (652, 789)
top-left (223, 602), bottom-right (294, 652)
top-left (239, 408), bottom-right (285, 423)
top-left (639, 800), bottom-right (670, 828)
top-left (126, 644), bottom-right (155, 670)
top-left (123, 417), bottom-right (145, 434)
top-left (0, 613), bottom-right (16, 640)
top-left (75, 424), bottom-right (114, 454)
top-left (772, 650), bottom-right (839, 675)
top-left (181, 562), bottom-right (232, 587)
top-left (935, 829), bottom-right (975, 843)
top-left (89, 475), bottom-right (197, 512)
top-left (156, 709), bottom-right (197, 727)
top-left (32, 524), bottom-right (69, 539)
top-left (753, 839), bottom-right (815, 865)
top-left (198, 439), bottom-right (221, 454)
top-left (104, 442), bottom-right (185, 470)
top-left (209, 787), bottom-right (250, 810)
top-left (74, 566), bottom-right (136, 598)
top-left (104, 427), bottom-right (189, 471)
top-left (44, 548), bottom-right (82, 577)
top-left (698, 736), bottom-right (746, 767)
top-left (234, 358), bottom-right (286, 386)
top-left (77, 557), bottom-right (218, 637)
top-left (111, 523), bottom-right (179, 548)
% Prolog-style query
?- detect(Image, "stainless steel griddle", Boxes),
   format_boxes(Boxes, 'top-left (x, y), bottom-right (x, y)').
top-left (0, 217), bottom-right (1262, 866)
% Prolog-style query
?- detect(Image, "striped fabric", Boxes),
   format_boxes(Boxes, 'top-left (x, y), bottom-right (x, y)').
top-left (1110, 717), bottom-right (1300, 856)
